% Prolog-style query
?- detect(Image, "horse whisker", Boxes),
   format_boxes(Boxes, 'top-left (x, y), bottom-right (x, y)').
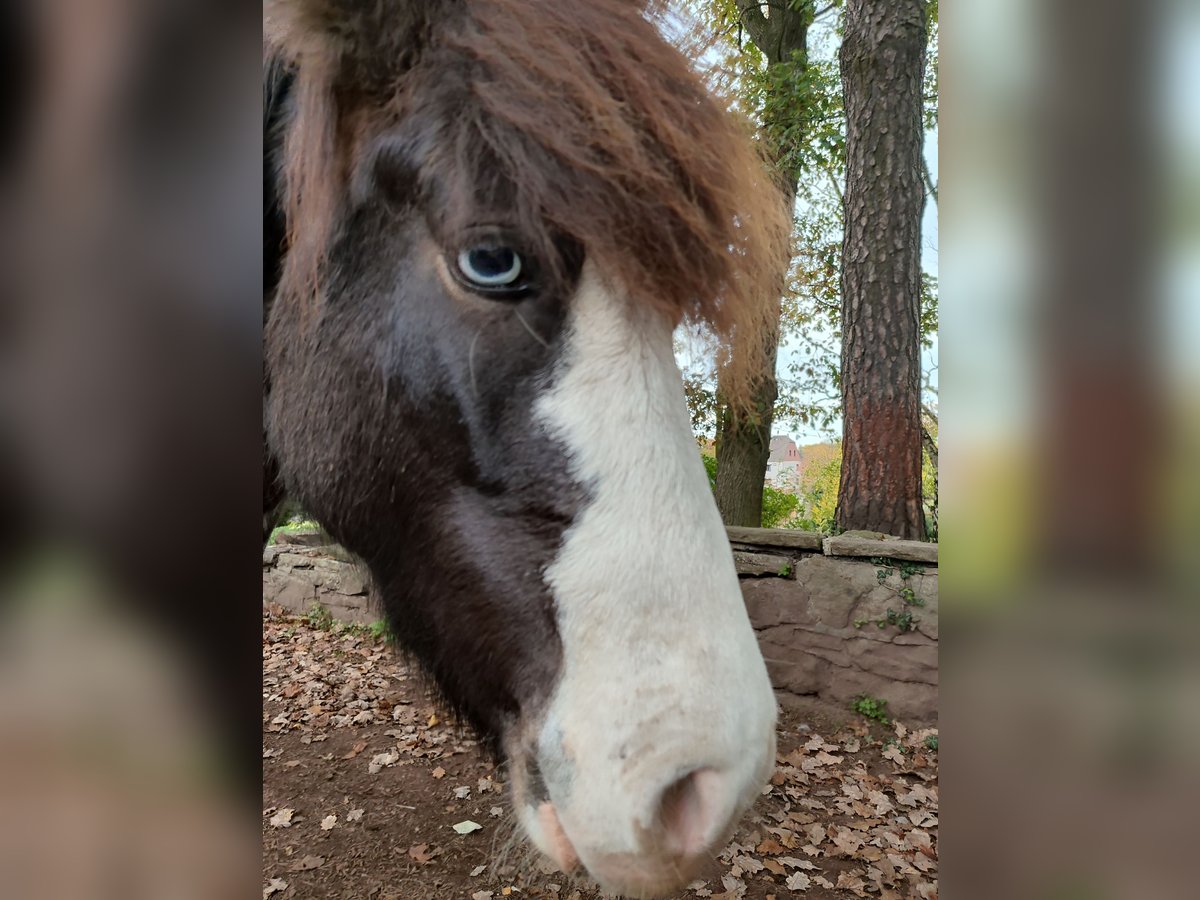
top-left (468, 328), bottom-right (483, 398)
top-left (513, 308), bottom-right (550, 349)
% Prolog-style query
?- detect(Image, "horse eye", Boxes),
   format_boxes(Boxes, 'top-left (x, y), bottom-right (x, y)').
top-left (456, 246), bottom-right (523, 289)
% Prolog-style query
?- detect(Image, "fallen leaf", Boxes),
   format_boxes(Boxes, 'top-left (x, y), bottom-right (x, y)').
top-left (263, 878), bottom-right (288, 898)
top-left (320, 815), bottom-right (337, 831)
top-left (428, 713), bottom-right (440, 727)
top-left (346, 808), bottom-right (364, 822)
top-left (408, 844), bottom-right (435, 864)
top-left (453, 820), bottom-right (483, 835)
top-left (454, 786), bottom-right (472, 799)
top-left (470, 865), bottom-right (487, 877)
top-left (837, 871), bottom-right (867, 893)
top-left (731, 855), bottom-right (764, 874)
top-left (719, 872), bottom-right (746, 898)
top-left (341, 741), bottom-right (368, 760)
top-left (288, 855), bottom-right (324, 872)
top-left (756, 838), bottom-right (787, 855)
top-left (431, 767), bottom-right (447, 779)
top-left (368, 750), bottom-right (399, 774)
top-left (779, 857), bottom-right (815, 870)
top-left (268, 808), bottom-right (294, 828)
top-left (471, 892), bottom-right (493, 900)
top-left (785, 872), bottom-right (810, 890)
top-left (490, 806), bottom-right (504, 818)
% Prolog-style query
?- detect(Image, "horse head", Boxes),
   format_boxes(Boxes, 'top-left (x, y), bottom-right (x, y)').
top-left (264, 1), bottom-right (788, 894)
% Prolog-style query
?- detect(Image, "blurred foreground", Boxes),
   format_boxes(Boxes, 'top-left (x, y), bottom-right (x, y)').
top-left (941, 0), bottom-right (1200, 896)
top-left (0, 0), bottom-right (1195, 897)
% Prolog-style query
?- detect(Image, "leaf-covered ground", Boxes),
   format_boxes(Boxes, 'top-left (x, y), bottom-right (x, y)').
top-left (263, 608), bottom-right (938, 900)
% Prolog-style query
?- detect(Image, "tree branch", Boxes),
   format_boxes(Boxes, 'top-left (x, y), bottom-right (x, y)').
top-left (922, 154), bottom-right (938, 206)
top-left (737, 2), bottom-right (771, 49)
top-left (823, 165), bottom-right (845, 206)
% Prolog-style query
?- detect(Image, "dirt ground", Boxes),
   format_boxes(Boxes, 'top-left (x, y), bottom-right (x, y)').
top-left (263, 608), bottom-right (938, 900)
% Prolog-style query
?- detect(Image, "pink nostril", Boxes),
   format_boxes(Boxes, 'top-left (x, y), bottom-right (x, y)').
top-left (656, 768), bottom-right (727, 859)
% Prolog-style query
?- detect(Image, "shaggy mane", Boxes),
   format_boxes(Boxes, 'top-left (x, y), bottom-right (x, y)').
top-left (266, 0), bottom-right (789, 409)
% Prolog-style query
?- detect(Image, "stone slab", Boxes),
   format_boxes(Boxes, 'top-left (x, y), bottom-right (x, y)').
top-left (734, 551), bottom-right (796, 577)
top-left (822, 534), bottom-right (938, 564)
top-left (726, 526), bottom-right (824, 552)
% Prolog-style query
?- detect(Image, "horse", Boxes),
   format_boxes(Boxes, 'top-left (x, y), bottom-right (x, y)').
top-left (263, 1), bottom-right (789, 895)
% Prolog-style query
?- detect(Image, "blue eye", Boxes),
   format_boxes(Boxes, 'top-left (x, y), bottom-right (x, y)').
top-left (457, 246), bottom-right (523, 287)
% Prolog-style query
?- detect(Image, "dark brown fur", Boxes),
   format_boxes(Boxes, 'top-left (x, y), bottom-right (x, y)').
top-left (265, 0), bottom-right (788, 408)
top-left (263, 0), bottom-right (789, 754)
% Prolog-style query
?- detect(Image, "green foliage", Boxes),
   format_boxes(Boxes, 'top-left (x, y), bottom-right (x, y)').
top-left (268, 518), bottom-right (322, 545)
top-left (924, 734), bottom-right (939, 752)
top-left (866, 557), bottom-right (927, 632)
top-left (761, 484), bottom-right (801, 528)
top-left (921, 406), bottom-right (939, 541)
top-left (368, 620), bottom-right (394, 642)
top-left (792, 444), bottom-right (841, 533)
top-left (851, 695), bottom-right (890, 725)
top-left (702, 451), bottom-right (800, 528)
top-left (304, 602), bottom-right (334, 632)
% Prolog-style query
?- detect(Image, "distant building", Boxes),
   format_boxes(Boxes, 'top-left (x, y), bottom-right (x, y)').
top-left (766, 435), bottom-right (803, 490)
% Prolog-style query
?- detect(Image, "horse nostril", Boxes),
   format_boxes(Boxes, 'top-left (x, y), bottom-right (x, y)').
top-left (656, 767), bottom-right (727, 859)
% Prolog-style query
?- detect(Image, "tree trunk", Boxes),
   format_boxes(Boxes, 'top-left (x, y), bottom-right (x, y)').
top-left (835, 0), bottom-right (927, 540)
top-left (714, 317), bottom-right (780, 527)
top-left (714, 2), bottom-right (809, 527)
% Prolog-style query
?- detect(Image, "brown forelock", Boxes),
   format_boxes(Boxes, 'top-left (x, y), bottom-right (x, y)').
top-left (271, 0), bottom-right (789, 410)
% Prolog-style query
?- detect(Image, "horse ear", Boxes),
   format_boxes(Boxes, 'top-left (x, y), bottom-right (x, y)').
top-left (264, 0), bottom-right (445, 91)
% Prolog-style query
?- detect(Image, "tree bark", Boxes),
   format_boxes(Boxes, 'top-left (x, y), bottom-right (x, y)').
top-left (835, 0), bottom-right (927, 539)
top-left (714, 2), bottom-right (809, 527)
top-left (714, 313), bottom-right (780, 527)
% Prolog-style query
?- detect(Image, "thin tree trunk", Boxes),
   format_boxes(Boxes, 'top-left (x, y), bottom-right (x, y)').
top-left (714, 2), bottom-right (809, 527)
top-left (714, 314), bottom-right (780, 527)
top-left (835, 0), bottom-right (927, 539)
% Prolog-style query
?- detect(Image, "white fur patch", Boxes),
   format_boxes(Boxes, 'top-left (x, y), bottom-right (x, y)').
top-left (527, 264), bottom-right (777, 871)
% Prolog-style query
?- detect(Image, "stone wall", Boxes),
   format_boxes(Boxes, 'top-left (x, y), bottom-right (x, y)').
top-left (263, 527), bottom-right (938, 721)
top-left (730, 528), bottom-right (937, 723)
top-left (262, 538), bottom-right (375, 625)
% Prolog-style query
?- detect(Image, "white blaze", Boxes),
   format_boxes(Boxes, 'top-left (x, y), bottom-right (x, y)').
top-left (527, 264), bottom-right (776, 873)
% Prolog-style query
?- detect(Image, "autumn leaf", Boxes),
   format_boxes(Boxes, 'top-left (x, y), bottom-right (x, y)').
top-left (263, 878), bottom-right (288, 898)
top-left (785, 872), bottom-right (810, 890)
top-left (268, 808), bottom-right (294, 828)
top-left (452, 820), bottom-right (483, 835)
top-left (368, 749), bottom-right (399, 774)
top-left (320, 814), bottom-right (337, 831)
top-left (837, 871), bottom-right (868, 893)
top-left (341, 741), bottom-right (368, 760)
top-left (431, 766), bottom-right (447, 779)
top-left (346, 808), bottom-right (364, 822)
top-left (408, 844), bottom-right (434, 864)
